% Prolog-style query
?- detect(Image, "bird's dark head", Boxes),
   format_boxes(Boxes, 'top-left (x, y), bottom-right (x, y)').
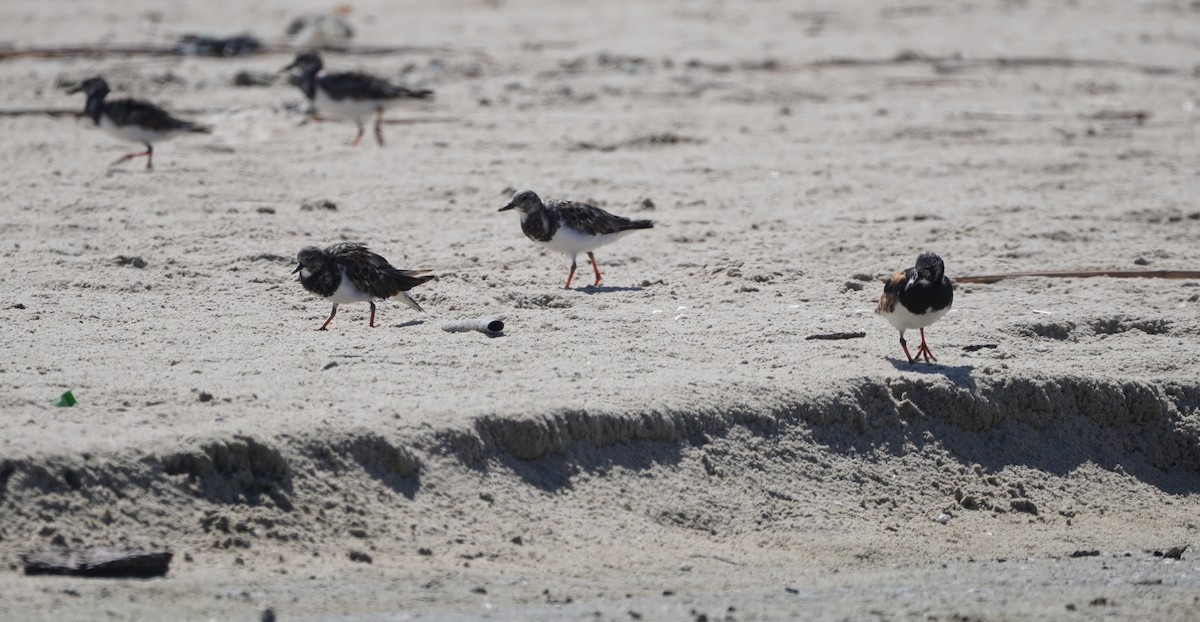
top-left (499, 189), bottom-right (543, 213)
top-left (914, 251), bottom-right (945, 282)
top-left (67, 76), bottom-right (110, 97)
top-left (283, 51), bottom-right (323, 74)
top-left (293, 246), bottom-right (327, 276)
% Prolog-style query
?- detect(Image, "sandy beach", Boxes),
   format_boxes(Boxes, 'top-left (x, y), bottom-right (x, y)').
top-left (2, 0), bottom-right (1199, 619)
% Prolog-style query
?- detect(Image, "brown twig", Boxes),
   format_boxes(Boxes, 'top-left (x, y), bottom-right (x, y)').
top-left (794, 54), bottom-right (1185, 76)
top-left (805, 331), bottom-right (867, 341)
top-left (0, 44), bottom-right (462, 61)
top-left (0, 107), bottom-right (82, 118)
top-left (956, 270), bottom-right (1200, 284)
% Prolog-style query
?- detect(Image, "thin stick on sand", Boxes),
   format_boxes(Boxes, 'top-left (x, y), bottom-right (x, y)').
top-left (442, 317), bottom-right (505, 336)
top-left (956, 270), bottom-right (1200, 284)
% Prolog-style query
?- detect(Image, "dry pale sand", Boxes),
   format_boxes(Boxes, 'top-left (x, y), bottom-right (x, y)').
top-left (2, 0), bottom-right (1200, 619)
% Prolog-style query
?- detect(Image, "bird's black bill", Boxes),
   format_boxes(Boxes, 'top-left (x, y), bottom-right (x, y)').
top-left (498, 202), bottom-right (514, 212)
top-left (292, 263), bottom-right (304, 274)
top-left (66, 84), bottom-right (83, 94)
top-left (280, 60), bottom-right (299, 73)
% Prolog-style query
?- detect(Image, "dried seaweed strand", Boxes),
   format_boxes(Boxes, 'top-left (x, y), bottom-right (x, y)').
top-left (956, 270), bottom-right (1200, 284)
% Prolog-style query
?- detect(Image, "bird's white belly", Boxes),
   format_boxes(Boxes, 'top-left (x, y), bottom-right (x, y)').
top-left (314, 89), bottom-right (392, 121)
top-left (541, 226), bottom-right (632, 256)
top-left (882, 303), bottom-right (949, 331)
top-left (328, 273), bottom-right (374, 304)
top-left (99, 115), bottom-right (172, 145)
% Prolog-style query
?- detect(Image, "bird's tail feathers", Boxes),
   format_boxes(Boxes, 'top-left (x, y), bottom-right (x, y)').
top-left (399, 87), bottom-right (434, 99)
top-left (398, 291), bottom-right (425, 313)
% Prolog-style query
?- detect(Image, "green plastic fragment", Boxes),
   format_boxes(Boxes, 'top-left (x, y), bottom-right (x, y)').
top-left (52, 390), bottom-right (77, 407)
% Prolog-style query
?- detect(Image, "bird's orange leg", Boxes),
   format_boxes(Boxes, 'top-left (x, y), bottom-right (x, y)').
top-left (373, 107), bottom-right (385, 146)
top-left (112, 144), bottom-right (153, 169)
top-left (899, 335), bottom-right (916, 364)
top-left (318, 304), bottom-right (338, 331)
top-left (564, 259), bottom-right (577, 289)
top-left (588, 252), bottom-right (602, 286)
top-left (915, 328), bottom-right (937, 362)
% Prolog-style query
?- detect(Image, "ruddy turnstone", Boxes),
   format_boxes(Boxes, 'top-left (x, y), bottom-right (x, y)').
top-left (67, 76), bottom-right (210, 170)
top-left (293, 243), bottom-right (434, 331)
top-left (876, 252), bottom-right (954, 363)
top-left (282, 52), bottom-right (433, 146)
top-left (499, 189), bottom-right (654, 289)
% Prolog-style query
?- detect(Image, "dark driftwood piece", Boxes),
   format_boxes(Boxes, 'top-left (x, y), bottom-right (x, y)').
top-left (805, 331), bottom-right (867, 341)
top-left (21, 546), bottom-right (172, 578)
top-left (0, 44), bottom-right (457, 61)
top-left (956, 270), bottom-right (1200, 284)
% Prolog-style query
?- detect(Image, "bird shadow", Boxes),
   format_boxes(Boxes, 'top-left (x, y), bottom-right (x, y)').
top-left (393, 320), bottom-right (426, 328)
top-left (575, 285), bottom-right (645, 294)
top-left (887, 358), bottom-right (977, 390)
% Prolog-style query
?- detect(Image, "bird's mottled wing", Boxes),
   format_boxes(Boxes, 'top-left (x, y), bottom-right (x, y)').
top-left (331, 243), bottom-right (434, 299)
top-left (104, 98), bottom-right (203, 132)
top-left (550, 200), bottom-right (653, 236)
top-left (319, 72), bottom-right (432, 101)
top-left (876, 269), bottom-right (910, 314)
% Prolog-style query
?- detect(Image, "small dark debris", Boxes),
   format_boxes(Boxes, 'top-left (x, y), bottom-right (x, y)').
top-left (197, 391), bottom-right (214, 403)
top-left (1070, 550), bottom-right (1101, 558)
top-left (841, 280), bottom-right (865, 292)
top-left (175, 33), bottom-right (262, 57)
top-left (805, 331), bottom-right (866, 341)
top-left (234, 71), bottom-right (276, 87)
top-left (1134, 257), bottom-right (1151, 266)
top-left (21, 546), bottom-right (172, 578)
top-left (662, 590), bottom-right (676, 596)
top-left (348, 550), bottom-right (372, 564)
top-left (641, 198), bottom-right (655, 210)
top-left (510, 535), bottom-right (523, 546)
top-left (1089, 597), bottom-right (1110, 607)
top-left (418, 547), bottom-right (433, 556)
top-left (962, 344), bottom-right (998, 352)
top-left (348, 528), bottom-right (368, 538)
top-left (261, 608), bottom-right (276, 622)
top-left (256, 206), bottom-right (276, 215)
top-left (784, 586), bottom-right (800, 594)
top-left (115, 255), bottom-right (147, 269)
top-left (12, 303), bottom-right (25, 309)
top-left (322, 362), bottom-right (338, 371)
top-left (479, 492), bottom-right (495, 504)
top-left (471, 586), bottom-right (487, 594)
top-left (1157, 545), bottom-right (1188, 559)
top-left (300, 198), bottom-right (338, 211)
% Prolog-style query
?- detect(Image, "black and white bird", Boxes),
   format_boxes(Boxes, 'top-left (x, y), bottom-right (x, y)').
top-left (67, 76), bottom-right (210, 170)
top-left (876, 251), bottom-right (954, 363)
top-left (281, 52), bottom-right (433, 146)
top-left (293, 243), bottom-right (434, 331)
top-left (499, 189), bottom-right (654, 289)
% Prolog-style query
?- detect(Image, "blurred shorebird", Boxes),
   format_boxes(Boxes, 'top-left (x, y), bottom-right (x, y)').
top-left (282, 51), bottom-right (433, 146)
top-left (67, 76), bottom-right (209, 170)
